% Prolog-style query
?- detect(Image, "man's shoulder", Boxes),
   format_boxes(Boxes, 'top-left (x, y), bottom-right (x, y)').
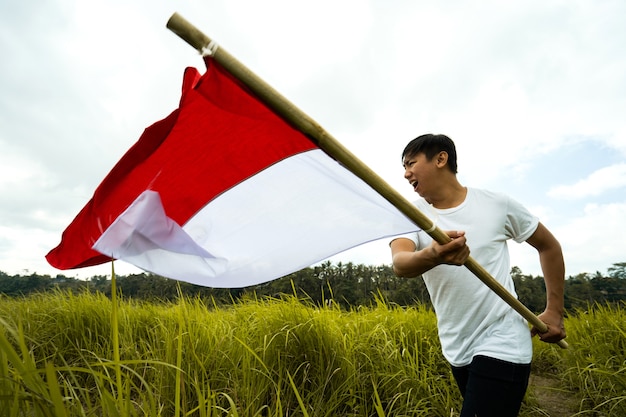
top-left (469, 188), bottom-right (536, 229)
top-left (467, 187), bottom-right (511, 203)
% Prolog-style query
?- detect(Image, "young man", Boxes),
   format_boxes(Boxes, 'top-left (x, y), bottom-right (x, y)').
top-left (390, 134), bottom-right (566, 417)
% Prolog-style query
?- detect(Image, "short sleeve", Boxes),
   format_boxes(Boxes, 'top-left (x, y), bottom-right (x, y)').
top-left (505, 197), bottom-right (539, 243)
top-left (389, 232), bottom-right (418, 249)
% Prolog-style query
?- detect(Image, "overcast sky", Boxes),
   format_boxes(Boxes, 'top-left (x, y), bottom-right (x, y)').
top-left (1, 0), bottom-right (625, 280)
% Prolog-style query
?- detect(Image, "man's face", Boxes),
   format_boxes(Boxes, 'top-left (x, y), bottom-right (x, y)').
top-left (402, 152), bottom-right (440, 201)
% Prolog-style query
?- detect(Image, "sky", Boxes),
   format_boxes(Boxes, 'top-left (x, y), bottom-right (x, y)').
top-left (1, 0), bottom-right (625, 281)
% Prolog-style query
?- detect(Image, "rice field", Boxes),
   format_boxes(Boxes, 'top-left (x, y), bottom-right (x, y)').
top-left (0, 286), bottom-right (624, 416)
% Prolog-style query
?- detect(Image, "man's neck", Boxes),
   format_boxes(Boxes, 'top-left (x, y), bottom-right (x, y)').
top-left (429, 182), bottom-right (467, 209)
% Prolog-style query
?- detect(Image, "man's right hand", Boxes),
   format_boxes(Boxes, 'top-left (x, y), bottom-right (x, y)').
top-left (430, 230), bottom-right (470, 266)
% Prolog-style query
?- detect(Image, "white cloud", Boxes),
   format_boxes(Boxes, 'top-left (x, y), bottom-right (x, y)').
top-left (0, 146), bottom-right (41, 189)
top-left (557, 202), bottom-right (626, 274)
top-left (548, 163), bottom-right (626, 199)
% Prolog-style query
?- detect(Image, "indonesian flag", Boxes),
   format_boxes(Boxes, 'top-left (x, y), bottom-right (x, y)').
top-left (46, 57), bottom-right (418, 288)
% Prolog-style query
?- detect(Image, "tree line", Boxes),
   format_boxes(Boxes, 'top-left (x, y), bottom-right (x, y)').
top-left (1, 262), bottom-right (625, 312)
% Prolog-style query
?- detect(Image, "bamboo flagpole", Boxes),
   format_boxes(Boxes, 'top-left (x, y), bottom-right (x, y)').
top-left (166, 12), bottom-right (568, 349)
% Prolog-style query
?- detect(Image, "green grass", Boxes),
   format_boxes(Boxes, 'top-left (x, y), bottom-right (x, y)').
top-left (0, 287), bottom-right (624, 416)
top-left (562, 303), bottom-right (626, 415)
top-left (0, 289), bottom-right (454, 416)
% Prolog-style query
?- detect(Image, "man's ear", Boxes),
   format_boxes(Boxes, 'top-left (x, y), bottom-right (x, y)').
top-left (435, 151), bottom-right (448, 168)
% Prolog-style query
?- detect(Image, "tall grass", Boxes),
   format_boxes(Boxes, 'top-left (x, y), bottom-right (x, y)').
top-left (0, 289), bottom-right (459, 416)
top-left (0, 288), bottom-right (624, 416)
top-left (528, 301), bottom-right (626, 416)
top-left (563, 303), bottom-right (626, 415)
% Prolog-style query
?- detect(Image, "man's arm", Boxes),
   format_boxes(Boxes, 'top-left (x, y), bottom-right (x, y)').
top-left (390, 231), bottom-right (470, 278)
top-left (526, 222), bottom-right (567, 343)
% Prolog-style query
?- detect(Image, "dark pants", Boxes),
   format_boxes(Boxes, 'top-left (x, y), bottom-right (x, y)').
top-left (451, 355), bottom-right (531, 417)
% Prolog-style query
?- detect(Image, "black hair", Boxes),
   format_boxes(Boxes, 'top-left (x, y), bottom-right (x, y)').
top-left (402, 133), bottom-right (458, 174)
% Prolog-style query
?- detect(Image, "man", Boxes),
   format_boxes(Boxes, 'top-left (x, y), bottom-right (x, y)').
top-left (390, 134), bottom-right (566, 416)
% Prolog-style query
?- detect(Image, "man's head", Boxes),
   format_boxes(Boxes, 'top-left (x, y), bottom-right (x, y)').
top-left (401, 134), bottom-right (458, 174)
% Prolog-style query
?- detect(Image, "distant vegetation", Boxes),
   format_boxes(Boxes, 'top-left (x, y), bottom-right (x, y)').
top-left (1, 261), bottom-right (625, 312)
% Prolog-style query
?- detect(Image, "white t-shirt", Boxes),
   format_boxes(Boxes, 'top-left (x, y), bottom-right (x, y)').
top-left (399, 188), bottom-right (539, 367)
